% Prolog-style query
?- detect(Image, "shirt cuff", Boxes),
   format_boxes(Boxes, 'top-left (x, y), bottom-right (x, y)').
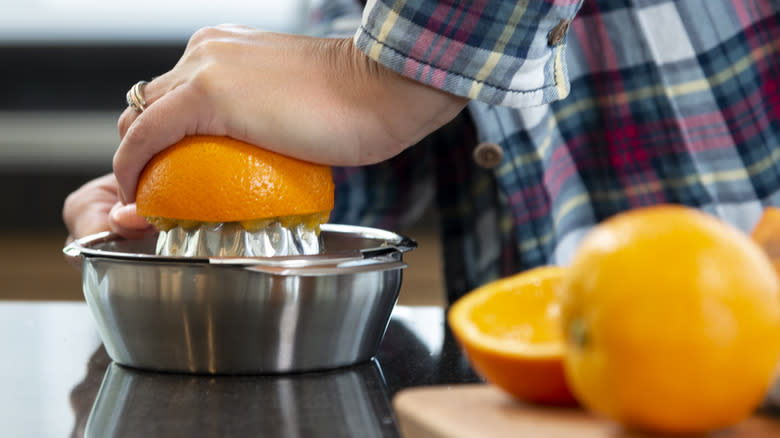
top-left (354, 0), bottom-right (583, 108)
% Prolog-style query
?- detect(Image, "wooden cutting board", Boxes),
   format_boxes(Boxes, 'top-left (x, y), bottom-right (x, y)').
top-left (393, 384), bottom-right (780, 438)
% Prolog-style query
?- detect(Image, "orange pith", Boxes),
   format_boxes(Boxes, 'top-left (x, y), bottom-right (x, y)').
top-left (135, 136), bottom-right (334, 230)
top-left (448, 266), bottom-right (576, 405)
top-left (561, 205), bottom-right (780, 435)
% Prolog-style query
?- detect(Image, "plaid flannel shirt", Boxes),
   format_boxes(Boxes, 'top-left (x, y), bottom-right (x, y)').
top-left (311, 0), bottom-right (780, 302)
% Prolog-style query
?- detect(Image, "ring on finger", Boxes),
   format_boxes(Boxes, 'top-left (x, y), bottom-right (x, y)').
top-left (126, 80), bottom-right (149, 113)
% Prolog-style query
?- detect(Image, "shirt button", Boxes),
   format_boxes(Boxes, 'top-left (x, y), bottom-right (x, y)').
top-left (473, 142), bottom-right (504, 169)
top-left (548, 19), bottom-right (570, 46)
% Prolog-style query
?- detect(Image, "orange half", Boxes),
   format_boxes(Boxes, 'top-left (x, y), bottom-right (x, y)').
top-left (135, 135), bottom-right (334, 231)
top-left (448, 266), bottom-right (576, 405)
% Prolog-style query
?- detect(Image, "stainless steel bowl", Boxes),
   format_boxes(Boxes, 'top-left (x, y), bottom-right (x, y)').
top-left (63, 224), bottom-right (416, 374)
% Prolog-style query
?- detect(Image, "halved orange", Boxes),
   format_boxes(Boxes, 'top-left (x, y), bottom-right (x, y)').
top-left (448, 266), bottom-right (576, 405)
top-left (135, 135), bottom-right (334, 231)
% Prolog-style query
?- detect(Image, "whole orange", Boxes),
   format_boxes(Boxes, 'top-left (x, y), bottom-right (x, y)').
top-left (448, 266), bottom-right (577, 405)
top-left (560, 205), bottom-right (780, 434)
top-left (135, 135), bottom-right (334, 228)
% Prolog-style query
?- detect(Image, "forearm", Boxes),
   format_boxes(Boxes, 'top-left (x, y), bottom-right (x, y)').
top-left (321, 37), bottom-right (468, 162)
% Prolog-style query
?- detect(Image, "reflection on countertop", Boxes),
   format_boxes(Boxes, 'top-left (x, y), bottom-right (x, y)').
top-left (20, 303), bottom-right (477, 438)
top-left (4, 302), bottom-right (780, 438)
top-left (84, 359), bottom-right (395, 437)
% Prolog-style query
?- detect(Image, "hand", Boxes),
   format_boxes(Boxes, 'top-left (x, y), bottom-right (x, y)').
top-left (63, 173), bottom-right (153, 243)
top-left (114, 25), bottom-right (467, 203)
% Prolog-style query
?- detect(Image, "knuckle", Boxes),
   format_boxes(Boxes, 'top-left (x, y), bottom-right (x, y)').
top-left (117, 112), bottom-right (132, 137)
top-left (186, 26), bottom-right (241, 56)
top-left (214, 23), bottom-right (244, 31)
top-left (185, 63), bottom-right (222, 98)
top-left (200, 38), bottom-right (230, 56)
top-left (62, 181), bottom-right (90, 225)
top-left (187, 26), bottom-right (222, 47)
top-left (183, 38), bottom-right (228, 66)
top-left (62, 192), bottom-right (75, 220)
top-left (194, 61), bottom-right (221, 82)
top-left (112, 149), bottom-right (124, 178)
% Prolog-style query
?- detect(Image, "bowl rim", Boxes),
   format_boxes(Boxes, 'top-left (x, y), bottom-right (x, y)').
top-left (63, 224), bottom-right (417, 276)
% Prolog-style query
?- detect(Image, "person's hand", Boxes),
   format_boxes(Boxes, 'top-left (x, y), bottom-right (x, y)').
top-left (114, 25), bottom-right (468, 203)
top-left (63, 173), bottom-right (153, 243)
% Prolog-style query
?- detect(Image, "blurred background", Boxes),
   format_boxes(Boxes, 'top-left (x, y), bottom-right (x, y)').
top-left (0, 0), bottom-right (444, 305)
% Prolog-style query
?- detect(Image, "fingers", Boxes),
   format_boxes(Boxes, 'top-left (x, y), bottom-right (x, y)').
top-left (118, 72), bottom-right (178, 139)
top-left (63, 174), bottom-right (153, 243)
top-left (63, 174), bottom-right (118, 242)
top-left (117, 26), bottom-right (239, 139)
top-left (115, 27), bottom-right (236, 203)
top-left (109, 202), bottom-right (154, 240)
top-left (114, 82), bottom-right (219, 203)
top-left (114, 24), bottom-right (263, 204)
top-left (117, 106), bottom-right (139, 140)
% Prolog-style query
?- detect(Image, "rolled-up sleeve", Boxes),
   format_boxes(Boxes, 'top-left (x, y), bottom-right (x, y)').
top-left (354, 0), bottom-right (583, 107)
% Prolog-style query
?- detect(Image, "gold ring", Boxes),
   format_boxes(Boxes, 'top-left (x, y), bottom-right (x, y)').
top-left (126, 81), bottom-right (149, 113)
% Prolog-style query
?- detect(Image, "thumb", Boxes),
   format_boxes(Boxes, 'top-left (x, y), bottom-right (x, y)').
top-left (109, 202), bottom-right (154, 239)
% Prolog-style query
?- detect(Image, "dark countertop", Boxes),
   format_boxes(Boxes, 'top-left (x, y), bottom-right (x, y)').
top-left (0, 302), bottom-right (479, 437)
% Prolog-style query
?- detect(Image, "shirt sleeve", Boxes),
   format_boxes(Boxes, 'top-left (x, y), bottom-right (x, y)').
top-left (353, 0), bottom-right (584, 108)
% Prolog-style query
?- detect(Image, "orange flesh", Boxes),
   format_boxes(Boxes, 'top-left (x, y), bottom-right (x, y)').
top-left (448, 266), bottom-right (576, 405)
top-left (469, 281), bottom-right (561, 346)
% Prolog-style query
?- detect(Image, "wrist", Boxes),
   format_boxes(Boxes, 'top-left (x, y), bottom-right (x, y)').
top-left (325, 38), bottom-right (468, 159)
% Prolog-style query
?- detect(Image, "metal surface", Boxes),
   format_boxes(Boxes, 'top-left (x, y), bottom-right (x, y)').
top-left (65, 224), bottom-right (416, 271)
top-left (155, 221), bottom-right (323, 257)
top-left (64, 224), bottom-right (416, 374)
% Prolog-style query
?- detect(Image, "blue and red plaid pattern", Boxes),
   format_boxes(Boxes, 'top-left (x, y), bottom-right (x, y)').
top-left (312, 0), bottom-right (780, 302)
top-left (354, 0), bottom-right (583, 106)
